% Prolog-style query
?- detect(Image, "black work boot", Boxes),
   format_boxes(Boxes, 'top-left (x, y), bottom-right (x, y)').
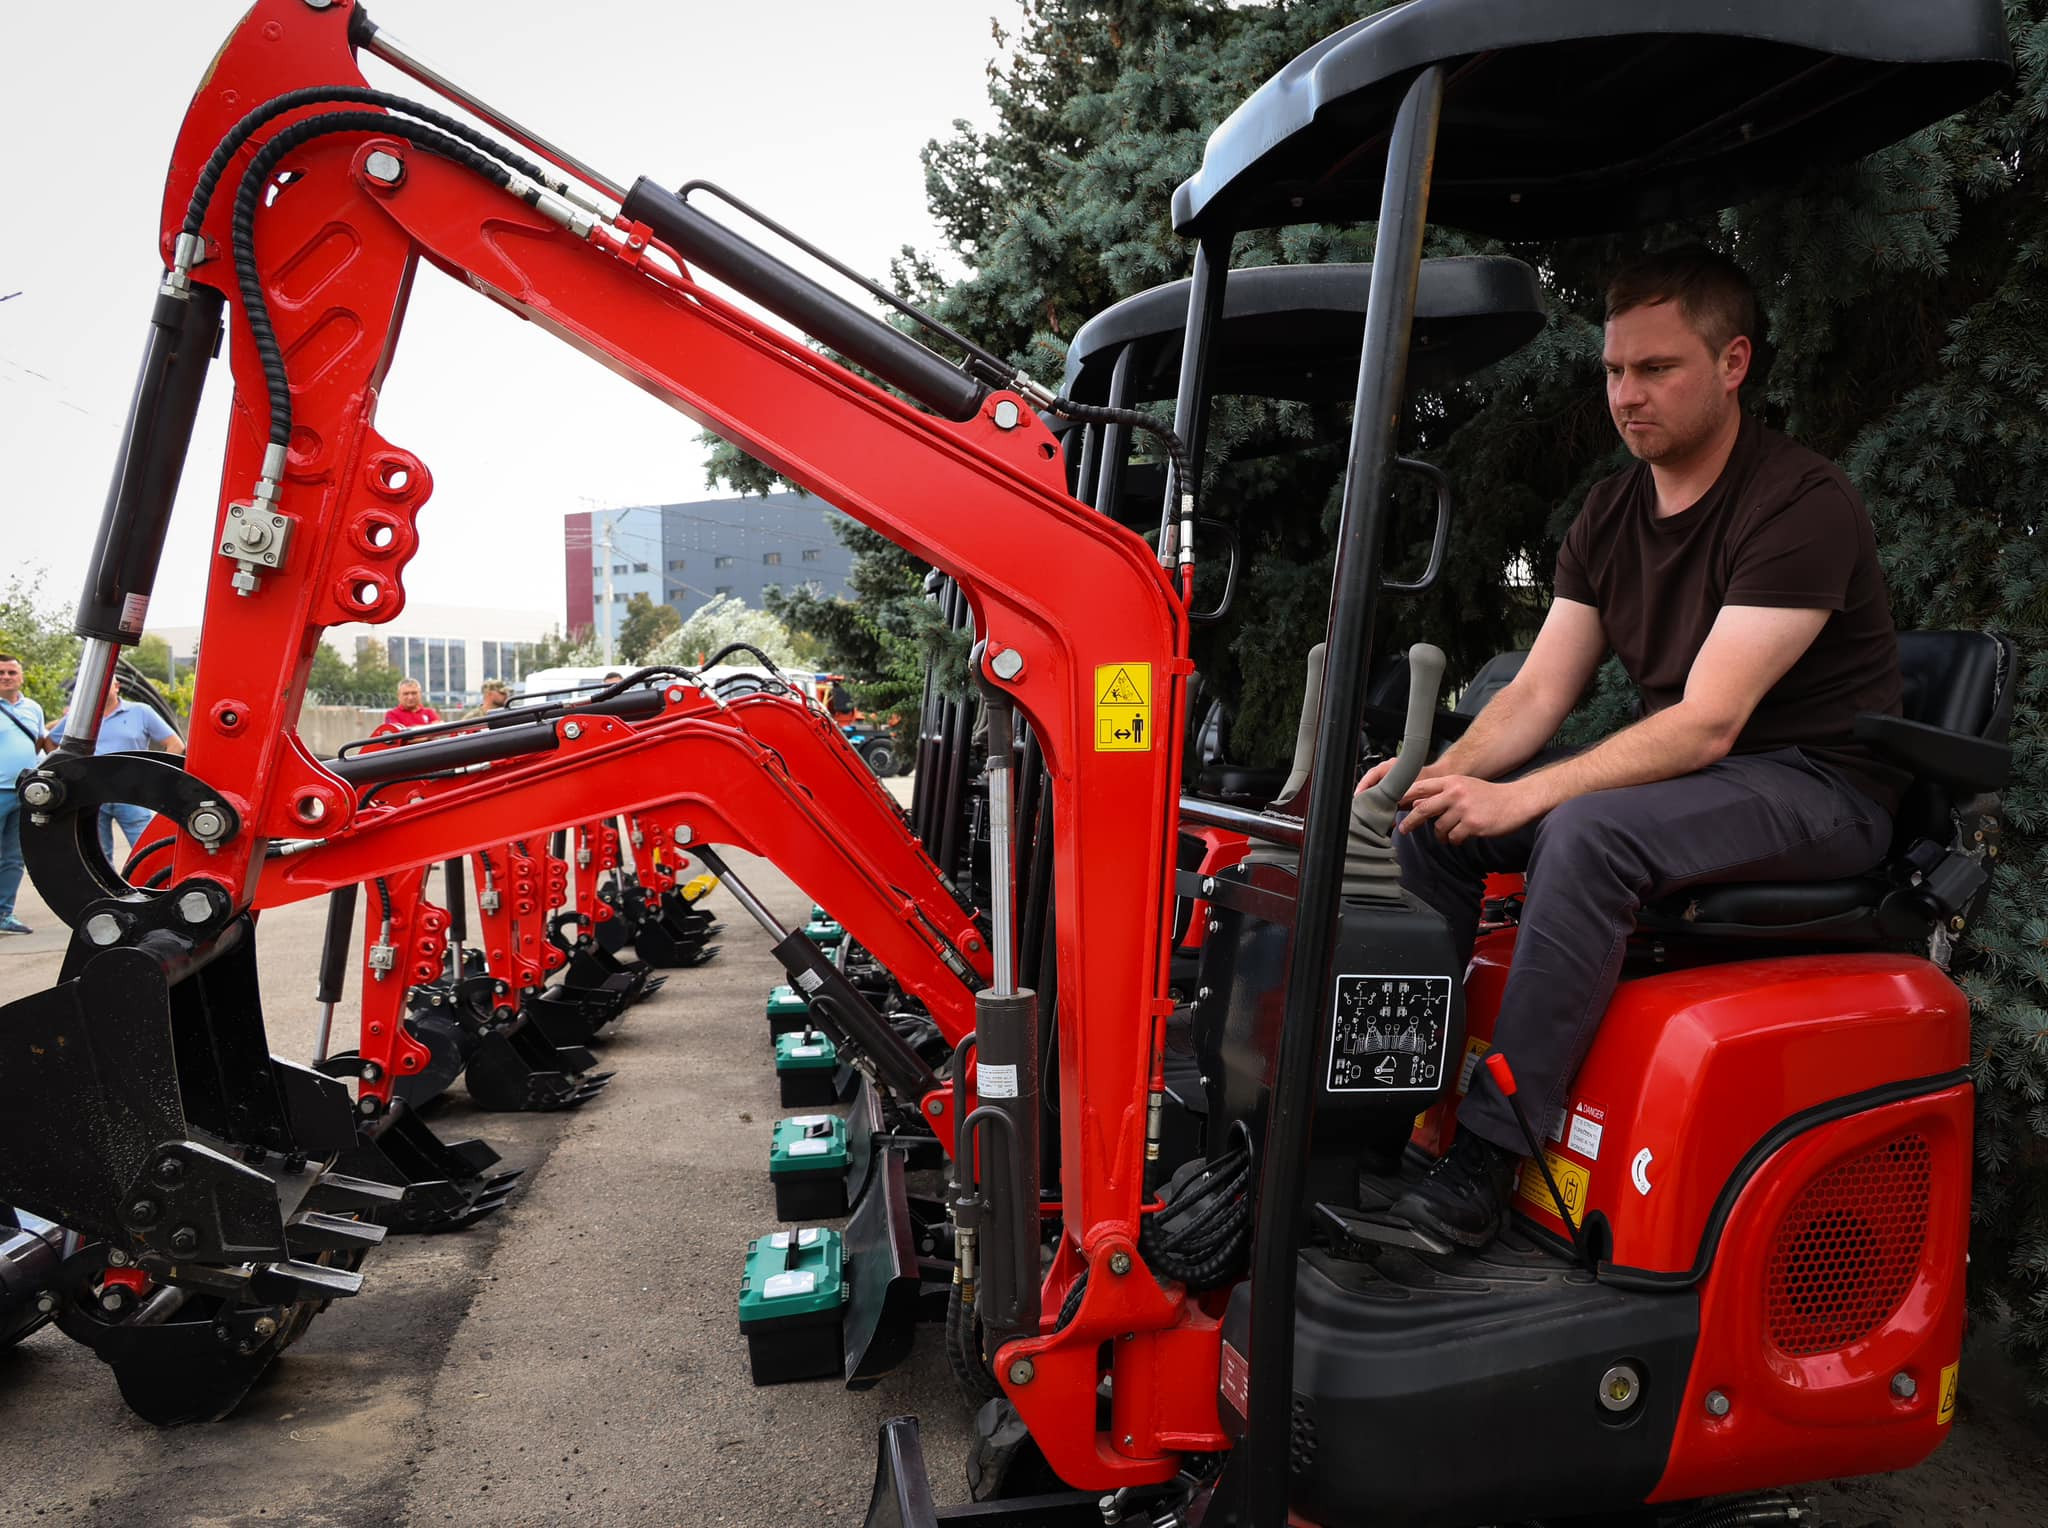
top-left (1388, 1130), bottom-right (1519, 1249)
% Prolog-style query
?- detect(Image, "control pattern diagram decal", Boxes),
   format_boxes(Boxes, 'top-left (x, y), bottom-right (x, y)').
top-left (1326, 974), bottom-right (1453, 1095)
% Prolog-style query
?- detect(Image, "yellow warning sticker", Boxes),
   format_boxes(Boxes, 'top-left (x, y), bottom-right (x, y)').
top-left (1937, 1362), bottom-right (1959, 1424)
top-left (1517, 1150), bottom-right (1590, 1222)
top-left (1094, 662), bottom-right (1153, 752)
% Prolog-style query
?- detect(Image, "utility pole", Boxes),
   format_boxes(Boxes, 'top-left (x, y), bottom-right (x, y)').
top-left (600, 516), bottom-right (616, 664)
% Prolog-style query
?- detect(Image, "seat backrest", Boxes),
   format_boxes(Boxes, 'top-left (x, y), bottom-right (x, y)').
top-left (1897, 630), bottom-right (2015, 740)
top-left (1455, 650), bottom-right (1528, 717)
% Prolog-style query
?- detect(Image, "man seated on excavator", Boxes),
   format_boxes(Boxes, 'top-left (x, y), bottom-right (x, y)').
top-left (1366, 245), bottom-right (1907, 1250)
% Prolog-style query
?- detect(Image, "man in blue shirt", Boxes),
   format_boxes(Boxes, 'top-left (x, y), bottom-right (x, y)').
top-left (50, 683), bottom-right (185, 871)
top-left (0, 655), bottom-right (50, 933)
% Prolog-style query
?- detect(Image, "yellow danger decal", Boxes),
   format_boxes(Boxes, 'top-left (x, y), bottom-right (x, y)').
top-left (1094, 663), bottom-right (1153, 752)
top-left (1937, 1362), bottom-right (1959, 1425)
top-left (1517, 1150), bottom-right (1590, 1222)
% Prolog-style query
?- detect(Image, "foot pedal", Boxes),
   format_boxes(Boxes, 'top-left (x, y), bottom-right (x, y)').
top-left (1314, 1201), bottom-right (1455, 1259)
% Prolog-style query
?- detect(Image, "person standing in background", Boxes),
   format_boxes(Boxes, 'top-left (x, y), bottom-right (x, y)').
top-left (384, 678), bottom-right (440, 729)
top-left (0, 656), bottom-right (50, 933)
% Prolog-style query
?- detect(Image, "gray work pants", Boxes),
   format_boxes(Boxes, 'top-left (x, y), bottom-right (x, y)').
top-left (1394, 748), bottom-right (1892, 1154)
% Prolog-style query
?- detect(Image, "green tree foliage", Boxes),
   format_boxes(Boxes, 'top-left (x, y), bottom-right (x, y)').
top-left (0, 575), bottom-right (82, 714)
top-left (616, 592), bottom-right (682, 662)
top-left (128, 633), bottom-right (174, 683)
top-left (304, 639), bottom-right (405, 706)
top-left (647, 595), bottom-right (799, 669)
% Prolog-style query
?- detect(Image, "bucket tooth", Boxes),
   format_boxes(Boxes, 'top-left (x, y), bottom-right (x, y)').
top-left (302, 1172), bottom-right (408, 1214)
top-left (249, 1258), bottom-right (364, 1303)
top-left (285, 1210), bottom-right (388, 1259)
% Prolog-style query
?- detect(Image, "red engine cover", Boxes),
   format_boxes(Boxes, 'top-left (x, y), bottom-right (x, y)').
top-left (1444, 933), bottom-right (1968, 1274)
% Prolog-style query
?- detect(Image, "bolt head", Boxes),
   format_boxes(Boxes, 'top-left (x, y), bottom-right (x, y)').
top-left (1007, 1358), bottom-right (1034, 1385)
top-left (156, 1156), bottom-right (184, 1184)
top-left (34, 1293), bottom-right (56, 1314)
top-left (363, 148), bottom-right (406, 185)
top-left (925, 1098), bottom-right (944, 1116)
top-left (1108, 1250), bottom-right (1132, 1276)
top-left (176, 889), bottom-right (214, 925)
top-left (126, 1198), bottom-right (160, 1227)
top-left (230, 567), bottom-right (260, 596)
top-left (105, 1248), bottom-right (130, 1268)
top-left (253, 1315), bottom-right (280, 1339)
top-left (84, 912), bottom-right (124, 947)
top-left (563, 721), bottom-right (583, 739)
top-left (989, 647), bottom-right (1024, 681)
top-left (188, 807), bottom-right (227, 840)
top-left (991, 398), bottom-right (1022, 430)
top-left (20, 779), bottom-right (54, 808)
top-left (1705, 1389), bottom-right (1732, 1418)
top-left (100, 1291), bottom-right (126, 1313)
top-left (168, 1226), bottom-right (200, 1256)
top-left (1892, 1372), bottom-right (1918, 1400)
top-left (1598, 1363), bottom-right (1642, 1413)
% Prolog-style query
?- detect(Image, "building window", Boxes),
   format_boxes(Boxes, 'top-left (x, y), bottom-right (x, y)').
top-left (632, 562), bottom-right (648, 573)
top-left (714, 555), bottom-right (735, 569)
top-left (612, 563), bottom-right (629, 575)
top-left (667, 558), bottom-right (687, 571)
top-left (801, 549), bottom-right (822, 562)
top-left (762, 551), bottom-right (782, 566)
top-left (715, 586), bottom-right (733, 597)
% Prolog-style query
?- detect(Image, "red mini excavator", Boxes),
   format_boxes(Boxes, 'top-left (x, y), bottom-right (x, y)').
top-left (0, 4), bottom-right (2022, 1524)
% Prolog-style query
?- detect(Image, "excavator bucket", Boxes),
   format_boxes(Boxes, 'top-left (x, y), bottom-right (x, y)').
top-left (332, 1106), bottom-right (523, 1234)
top-left (461, 1012), bottom-right (614, 1111)
top-left (862, 1418), bottom-right (1100, 1527)
top-left (0, 918), bottom-right (393, 1422)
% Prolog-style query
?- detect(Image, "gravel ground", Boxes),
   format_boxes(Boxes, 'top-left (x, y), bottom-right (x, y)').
top-left (0, 797), bottom-right (2042, 1525)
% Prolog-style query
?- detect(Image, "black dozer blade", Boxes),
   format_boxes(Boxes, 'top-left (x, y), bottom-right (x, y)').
top-left (843, 1148), bottom-right (924, 1388)
top-left (333, 1104), bottom-right (523, 1233)
top-left (461, 1011), bottom-right (613, 1111)
top-left (863, 1417), bottom-right (1102, 1527)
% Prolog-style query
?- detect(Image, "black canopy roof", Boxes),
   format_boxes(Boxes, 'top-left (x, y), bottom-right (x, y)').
top-left (1172, 0), bottom-right (2012, 238)
top-left (1061, 257), bottom-right (1544, 405)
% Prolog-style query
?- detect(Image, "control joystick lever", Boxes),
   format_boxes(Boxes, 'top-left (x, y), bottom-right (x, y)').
top-left (1345, 642), bottom-right (1446, 900)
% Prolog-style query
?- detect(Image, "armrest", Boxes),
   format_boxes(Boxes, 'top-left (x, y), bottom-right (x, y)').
top-left (1852, 713), bottom-right (2011, 794)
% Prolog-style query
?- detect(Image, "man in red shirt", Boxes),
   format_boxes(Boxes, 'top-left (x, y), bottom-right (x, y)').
top-left (1377, 246), bottom-right (1902, 1249)
top-left (383, 679), bottom-right (441, 730)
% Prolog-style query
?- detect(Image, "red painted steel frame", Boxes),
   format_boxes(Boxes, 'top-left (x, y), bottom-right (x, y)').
top-left (355, 865), bottom-right (440, 1104)
top-left (156, 0), bottom-right (1203, 1482)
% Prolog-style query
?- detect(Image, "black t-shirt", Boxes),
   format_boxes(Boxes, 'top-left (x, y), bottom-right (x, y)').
top-left (1556, 416), bottom-right (1907, 812)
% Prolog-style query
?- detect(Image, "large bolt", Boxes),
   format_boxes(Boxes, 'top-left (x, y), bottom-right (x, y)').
top-left (1705, 1389), bottom-right (1732, 1418)
top-left (991, 398), bottom-right (1022, 431)
top-left (176, 889), bottom-right (214, 925)
top-left (1108, 1251), bottom-right (1132, 1276)
top-left (1598, 1363), bottom-right (1642, 1413)
top-left (168, 1227), bottom-right (200, 1256)
top-left (253, 1316), bottom-right (280, 1340)
top-left (989, 647), bottom-right (1024, 681)
top-left (126, 1198), bottom-right (160, 1227)
top-left (100, 1290), bottom-right (127, 1313)
top-left (84, 913), bottom-right (124, 947)
top-left (188, 805), bottom-right (228, 841)
top-left (363, 149), bottom-right (406, 185)
top-left (1008, 1358), bottom-right (1034, 1385)
top-left (34, 1293), bottom-right (57, 1315)
top-left (156, 1156), bottom-right (184, 1185)
top-left (20, 778), bottom-right (56, 808)
top-left (925, 1099), bottom-right (945, 1117)
top-left (562, 721), bottom-right (583, 740)
top-left (1892, 1372), bottom-right (1918, 1400)
top-left (105, 1248), bottom-right (130, 1268)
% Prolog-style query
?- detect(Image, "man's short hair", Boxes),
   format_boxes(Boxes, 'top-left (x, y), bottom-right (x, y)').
top-left (0, 654), bottom-right (17, 666)
top-left (1605, 245), bottom-right (1759, 354)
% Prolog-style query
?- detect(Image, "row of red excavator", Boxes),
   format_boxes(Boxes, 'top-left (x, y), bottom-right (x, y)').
top-left (0, 2), bottom-right (2023, 1525)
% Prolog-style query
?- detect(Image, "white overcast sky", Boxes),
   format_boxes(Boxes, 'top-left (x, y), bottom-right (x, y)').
top-left (0, 1), bottom-right (1014, 629)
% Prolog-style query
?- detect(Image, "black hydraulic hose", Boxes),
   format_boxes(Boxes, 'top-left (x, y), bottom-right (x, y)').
top-left (372, 876), bottom-right (394, 923)
top-left (232, 112), bottom-right (522, 447)
top-left (1046, 396), bottom-right (1195, 531)
top-left (181, 85), bottom-right (555, 241)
